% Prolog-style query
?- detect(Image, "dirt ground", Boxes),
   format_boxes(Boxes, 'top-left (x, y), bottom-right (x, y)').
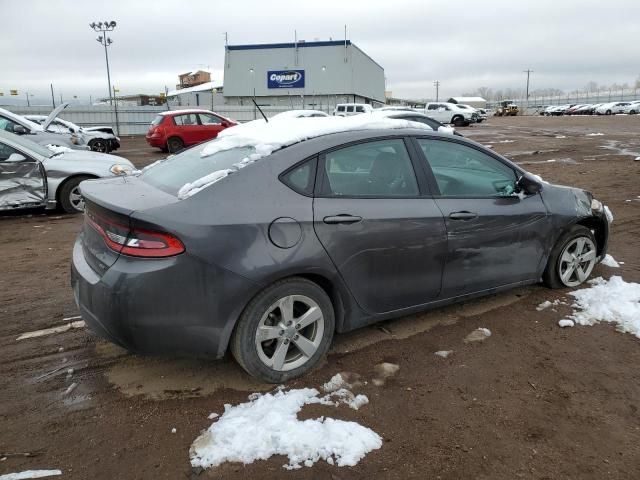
top-left (1, 116), bottom-right (639, 479)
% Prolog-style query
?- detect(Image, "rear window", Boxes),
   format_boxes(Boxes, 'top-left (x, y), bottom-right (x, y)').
top-left (141, 142), bottom-right (255, 196)
top-left (151, 115), bottom-right (163, 126)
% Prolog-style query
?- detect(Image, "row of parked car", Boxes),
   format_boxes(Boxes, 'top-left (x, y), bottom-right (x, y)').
top-left (540, 100), bottom-right (640, 116)
top-left (144, 103), bottom-right (488, 154)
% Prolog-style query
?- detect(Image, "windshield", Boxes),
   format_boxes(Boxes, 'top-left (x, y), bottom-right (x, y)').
top-left (141, 142), bottom-right (256, 196)
top-left (0, 129), bottom-right (54, 158)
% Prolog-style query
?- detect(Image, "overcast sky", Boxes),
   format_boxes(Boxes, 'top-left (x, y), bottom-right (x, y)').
top-left (2, 0), bottom-right (639, 105)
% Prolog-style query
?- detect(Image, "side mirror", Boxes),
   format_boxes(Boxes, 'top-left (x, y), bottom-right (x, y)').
top-left (6, 153), bottom-right (27, 163)
top-left (516, 174), bottom-right (543, 196)
top-left (13, 125), bottom-right (28, 135)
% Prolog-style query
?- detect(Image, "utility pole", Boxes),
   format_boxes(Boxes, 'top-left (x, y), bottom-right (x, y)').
top-left (433, 80), bottom-right (440, 102)
top-left (50, 84), bottom-right (56, 108)
top-left (523, 69), bottom-right (533, 109)
top-left (90, 21), bottom-right (117, 105)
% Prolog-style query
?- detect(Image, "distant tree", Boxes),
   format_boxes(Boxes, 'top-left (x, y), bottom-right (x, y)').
top-left (635, 75), bottom-right (640, 89)
top-left (586, 81), bottom-right (598, 92)
top-left (473, 87), bottom-right (493, 100)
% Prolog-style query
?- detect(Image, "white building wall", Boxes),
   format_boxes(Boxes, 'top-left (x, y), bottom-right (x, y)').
top-left (223, 41), bottom-right (384, 105)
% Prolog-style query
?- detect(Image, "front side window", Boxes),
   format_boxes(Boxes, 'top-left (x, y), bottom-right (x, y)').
top-left (173, 114), bottom-right (198, 126)
top-left (355, 106), bottom-right (365, 113)
top-left (199, 113), bottom-right (222, 125)
top-left (417, 139), bottom-right (517, 197)
top-left (322, 139), bottom-right (419, 197)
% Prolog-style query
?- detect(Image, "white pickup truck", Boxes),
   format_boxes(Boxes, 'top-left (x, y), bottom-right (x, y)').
top-left (424, 102), bottom-right (476, 126)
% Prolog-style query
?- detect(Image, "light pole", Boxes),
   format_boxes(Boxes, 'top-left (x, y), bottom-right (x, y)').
top-left (90, 20), bottom-right (117, 105)
top-left (523, 69), bottom-right (533, 109)
top-left (25, 92), bottom-right (34, 107)
top-left (433, 80), bottom-right (440, 102)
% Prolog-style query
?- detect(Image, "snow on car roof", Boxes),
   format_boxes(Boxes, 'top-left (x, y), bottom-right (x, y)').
top-left (201, 114), bottom-right (431, 159)
top-left (176, 115), bottom-right (432, 199)
top-left (158, 108), bottom-right (215, 116)
top-left (270, 110), bottom-right (330, 119)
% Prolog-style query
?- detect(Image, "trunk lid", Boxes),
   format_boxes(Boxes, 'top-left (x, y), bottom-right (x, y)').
top-left (80, 176), bottom-right (180, 275)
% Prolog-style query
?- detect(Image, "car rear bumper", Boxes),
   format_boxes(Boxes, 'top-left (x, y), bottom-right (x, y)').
top-left (71, 235), bottom-right (260, 358)
top-left (145, 134), bottom-right (165, 148)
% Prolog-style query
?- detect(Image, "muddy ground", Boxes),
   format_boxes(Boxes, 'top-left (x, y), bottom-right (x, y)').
top-left (1, 116), bottom-right (639, 479)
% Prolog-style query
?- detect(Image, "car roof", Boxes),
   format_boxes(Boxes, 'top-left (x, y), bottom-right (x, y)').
top-left (159, 109), bottom-right (216, 116)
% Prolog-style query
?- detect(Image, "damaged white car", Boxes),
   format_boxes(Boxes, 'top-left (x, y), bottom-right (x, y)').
top-left (0, 130), bottom-right (134, 213)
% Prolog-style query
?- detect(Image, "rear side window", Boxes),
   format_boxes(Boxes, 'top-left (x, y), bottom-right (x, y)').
top-left (151, 115), bottom-right (163, 126)
top-left (346, 106), bottom-right (354, 113)
top-left (321, 139), bottom-right (419, 197)
top-left (173, 114), bottom-right (199, 126)
top-left (280, 158), bottom-right (316, 196)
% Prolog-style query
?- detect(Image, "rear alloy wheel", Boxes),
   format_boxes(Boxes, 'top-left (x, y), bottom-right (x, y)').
top-left (231, 278), bottom-right (334, 383)
top-left (167, 137), bottom-right (184, 153)
top-left (59, 175), bottom-right (92, 213)
top-left (89, 139), bottom-right (109, 153)
top-left (606, 109), bottom-right (612, 115)
top-left (543, 225), bottom-right (597, 288)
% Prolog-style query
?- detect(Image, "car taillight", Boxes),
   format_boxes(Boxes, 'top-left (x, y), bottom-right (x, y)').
top-left (85, 210), bottom-right (185, 258)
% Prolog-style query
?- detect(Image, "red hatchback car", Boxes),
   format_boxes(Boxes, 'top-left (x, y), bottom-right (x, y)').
top-left (146, 109), bottom-right (237, 152)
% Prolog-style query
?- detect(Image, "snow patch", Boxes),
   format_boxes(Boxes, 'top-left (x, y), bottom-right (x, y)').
top-left (555, 135), bottom-right (567, 139)
top-left (537, 299), bottom-right (562, 311)
top-left (600, 254), bottom-right (620, 268)
top-left (604, 205), bottom-right (614, 224)
top-left (464, 327), bottom-right (492, 343)
top-left (0, 471), bottom-right (62, 480)
top-left (322, 373), bottom-right (349, 393)
top-left (45, 145), bottom-right (72, 154)
top-left (372, 362), bottom-right (400, 386)
top-left (189, 386), bottom-right (381, 471)
top-left (434, 350), bottom-right (453, 358)
top-left (586, 133), bottom-right (604, 136)
top-left (563, 276), bottom-right (640, 338)
top-left (558, 319), bottom-right (575, 328)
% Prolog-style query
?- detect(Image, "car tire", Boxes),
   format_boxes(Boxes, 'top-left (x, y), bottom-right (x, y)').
top-left (167, 137), bottom-right (184, 153)
top-left (630, 110), bottom-right (637, 115)
top-left (605, 109), bottom-right (612, 115)
top-left (452, 115), bottom-right (465, 127)
top-left (230, 277), bottom-right (335, 383)
top-left (58, 175), bottom-right (93, 213)
top-left (88, 139), bottom-right (110, 153)
top-left (542, 225), bottom-right (597, 289)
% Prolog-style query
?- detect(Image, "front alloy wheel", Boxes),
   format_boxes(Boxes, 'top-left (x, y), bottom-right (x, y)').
top-left (543, 225), bottom-right (598, 289)
top-left (557, 237), bottom-right (597, 287)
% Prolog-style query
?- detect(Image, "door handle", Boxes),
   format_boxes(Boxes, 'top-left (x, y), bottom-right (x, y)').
top-left (449, 211), bottom-right (478, 220)
top-left (323, 214), bottom-right (362, 225)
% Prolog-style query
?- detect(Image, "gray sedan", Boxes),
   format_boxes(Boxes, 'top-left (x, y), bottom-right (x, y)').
top-left (0, 130), bottom-right (134, 213)
top-left (71, 124), bottom-right (610, 382)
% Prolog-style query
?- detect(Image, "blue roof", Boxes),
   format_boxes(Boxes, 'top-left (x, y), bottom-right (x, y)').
top-left (227, 40), bottom-right (352, 51)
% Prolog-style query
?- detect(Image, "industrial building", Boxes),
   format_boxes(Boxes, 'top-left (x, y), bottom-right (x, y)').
top-left (222, 40), bottom-right (385, 109)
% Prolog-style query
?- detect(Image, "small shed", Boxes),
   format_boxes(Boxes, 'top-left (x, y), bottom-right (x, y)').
top-left (447, 96), bottom-right (487, 109)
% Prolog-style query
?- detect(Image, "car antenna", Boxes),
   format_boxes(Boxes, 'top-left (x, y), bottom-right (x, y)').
top-left (252, 98), bottom-right (268, 123)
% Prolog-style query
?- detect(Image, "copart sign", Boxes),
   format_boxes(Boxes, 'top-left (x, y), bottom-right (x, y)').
top-left (267, 70), bottom-right (305, 89)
